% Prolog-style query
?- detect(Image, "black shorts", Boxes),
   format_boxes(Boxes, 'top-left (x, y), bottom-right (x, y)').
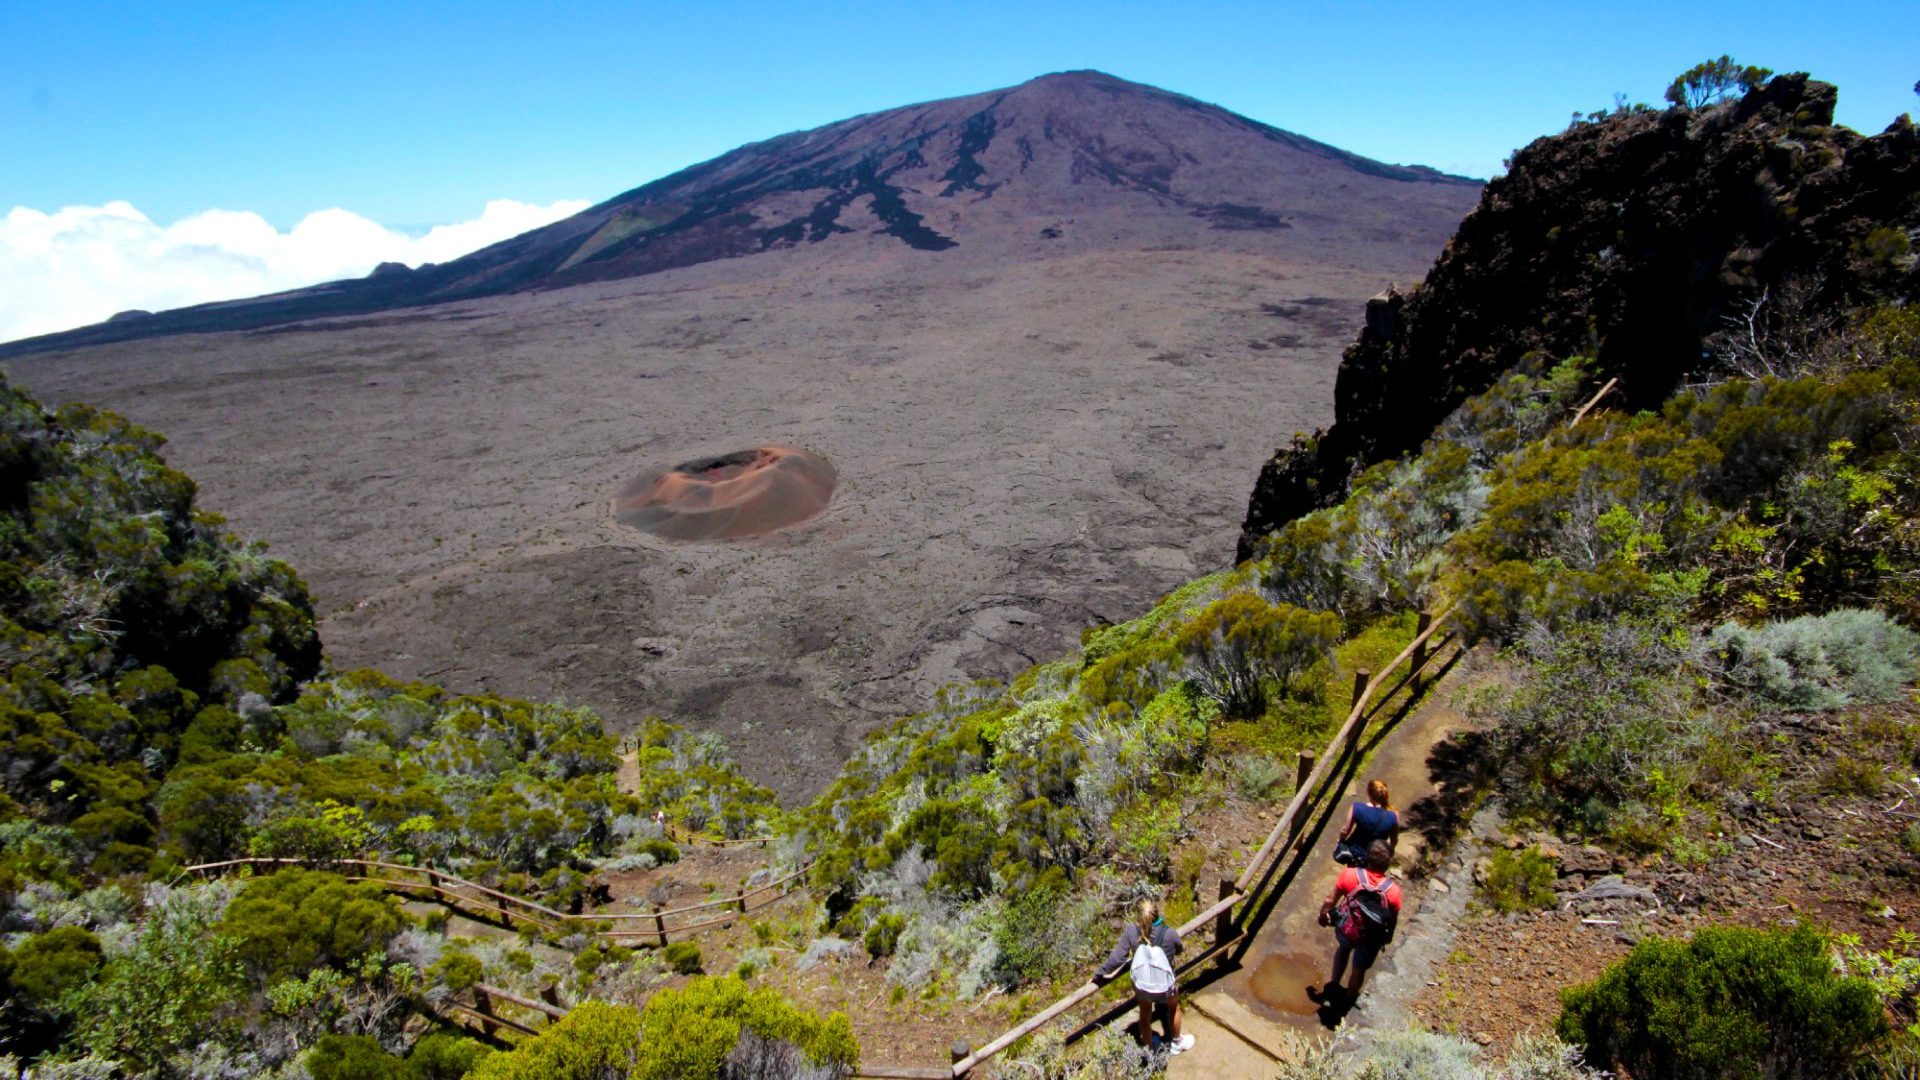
top-left (1335, 933), bottom-right (1381, 971)
top-left (1133, 986), bottom-right (1178, 1006)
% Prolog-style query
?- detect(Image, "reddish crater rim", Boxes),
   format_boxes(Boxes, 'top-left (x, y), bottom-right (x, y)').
top-left (613, 446), bottom-right (837, 541)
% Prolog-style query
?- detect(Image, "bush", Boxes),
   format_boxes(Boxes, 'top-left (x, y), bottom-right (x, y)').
top-left (1558, 924), bottom-right (1887, 1078)
top-left (1175, 594), bottom-right (1339, 717)
top-left (1231, 754), bottom-right (1289, 801)
top-left (1482, 847), bottom-right (1558, 913)
top-left (863, 914), bottom-right (905, 960)
top-left (991, 880), bottom-right (1096, 986)
top-left (634, 837), bottom-right (680, 864)
top-left (1347, 1028), bottom-right (1482, 1079)
top-left (306, 1034), bottom-right (413, 1080)
top-left (68, 883), bottom-right (245, 1073)
top-left (1709, 608), bottom-right (1920, 711)
top-left (221, 868), bottom-right (404, 980)
top-left (663, 941), bottom-right (704, 975)
top-left (9, 926), bottom-right (103, 1009)
top-left (1485, 616), bottom-right (1716, 834)
top-left (633, 975), bottom-right (857, 1080)
top-left (408, 1032), bottom-right (493, 1080)
top-left (467, 1000), bottom-right (643, 1080)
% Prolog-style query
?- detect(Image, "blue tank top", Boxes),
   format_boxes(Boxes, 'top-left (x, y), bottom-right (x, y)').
top-left (1351, 802), bottom-right (1398, 844)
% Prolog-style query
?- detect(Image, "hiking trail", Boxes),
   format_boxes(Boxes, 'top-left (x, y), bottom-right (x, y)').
top-left (1165, 695), bottom-right (1479, 1078)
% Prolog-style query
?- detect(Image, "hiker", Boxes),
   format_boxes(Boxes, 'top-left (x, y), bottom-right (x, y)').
top-left (1314, 838), bottom-right (1403, 1005)
top-left (1332, 779), bottom-right (1400, 867)
top-left (1093, 898), bottom-right (1196, 1054)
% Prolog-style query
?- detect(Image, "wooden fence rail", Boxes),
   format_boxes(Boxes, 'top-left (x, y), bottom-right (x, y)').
top-left (180, 854), bottom-right (811, 945)
top-left (906, 605), bottom-right (1459, 1079)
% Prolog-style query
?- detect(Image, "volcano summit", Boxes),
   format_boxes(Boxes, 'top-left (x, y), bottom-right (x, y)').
top-left (8, 71), bottom-right (1479, 798)
top-left (5, 70), bottom-right (1473, 355)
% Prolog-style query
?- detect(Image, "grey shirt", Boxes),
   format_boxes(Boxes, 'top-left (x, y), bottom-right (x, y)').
top-left (1100, 920), bottom-right (1183, 978)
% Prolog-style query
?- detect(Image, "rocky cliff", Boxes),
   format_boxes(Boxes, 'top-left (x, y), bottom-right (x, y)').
top-left (1238, 74), bottom-right (1920, 560)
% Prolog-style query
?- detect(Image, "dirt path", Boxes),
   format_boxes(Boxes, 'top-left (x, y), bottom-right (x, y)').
top-left (1166, 697), bottom-right (1473, 1076)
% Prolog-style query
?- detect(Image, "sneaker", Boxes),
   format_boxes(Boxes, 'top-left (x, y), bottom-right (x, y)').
top-left (1171, 1034), bottom-right (1196, 1055)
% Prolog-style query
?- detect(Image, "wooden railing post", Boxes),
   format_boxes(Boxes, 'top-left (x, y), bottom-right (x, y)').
top-left (1348, 669), bottom-right (1372, 752)
top-left (951, 1040), bottom-right (973, 1077)
top-left (653, 909), bottom-right (668, 947)
top-left (1289, 751), bottom-right (1315, 850)
top-left (472, 987), bottom-right (499, 1038)
top-left (1213, 878), bottom-right (1237, 945)
top-left (1411, 610), bottom-right (1433, 692)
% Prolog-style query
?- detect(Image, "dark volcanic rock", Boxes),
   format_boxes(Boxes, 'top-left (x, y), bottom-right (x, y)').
top-left (1238, 74), bottom-right (1920, 560)
top-left (3, 69), bottom-right (1477, 357)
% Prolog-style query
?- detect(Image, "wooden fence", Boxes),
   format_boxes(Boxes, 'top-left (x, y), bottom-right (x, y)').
top-left (180, 854), bottom-right (811, 946)
top-left (858, 605), bottom-right (1459, 1078)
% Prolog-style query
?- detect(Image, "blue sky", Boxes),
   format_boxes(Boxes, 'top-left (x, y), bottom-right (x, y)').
top-left (6, 0), bottom-right (1915, 226)
top-left (1, 1), bottom-right (1914, 342)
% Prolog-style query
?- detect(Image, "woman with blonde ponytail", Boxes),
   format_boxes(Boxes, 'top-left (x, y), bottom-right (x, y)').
top-left (1332, 778), bottom-right (1401, 867)
top-left (1091, 898), bottom-right (1194, 1054)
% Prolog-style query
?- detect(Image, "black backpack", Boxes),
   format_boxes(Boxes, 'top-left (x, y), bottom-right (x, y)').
top-left (1336, 871), bottom-right (1398, 947)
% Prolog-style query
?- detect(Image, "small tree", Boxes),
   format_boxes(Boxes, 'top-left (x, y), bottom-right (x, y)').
top-left (1665, 55), bottom-right (1772, 110)
top-left (1175, 594), bottom-right (1340, 717)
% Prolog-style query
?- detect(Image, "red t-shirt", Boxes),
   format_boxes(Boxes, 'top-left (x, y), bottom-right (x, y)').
top-left (1335, 867), bottom-right (1403, 912)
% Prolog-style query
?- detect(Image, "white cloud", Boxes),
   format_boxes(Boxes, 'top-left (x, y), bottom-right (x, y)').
top-left (0, 197), bottom-right (590, 344)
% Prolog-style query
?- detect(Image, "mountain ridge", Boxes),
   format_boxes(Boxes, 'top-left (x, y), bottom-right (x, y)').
top-left (3, 69), bottom-right (1476, 357)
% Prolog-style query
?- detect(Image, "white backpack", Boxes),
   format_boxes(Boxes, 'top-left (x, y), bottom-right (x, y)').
top-left (1130, 926), bottom-right (1176, 995)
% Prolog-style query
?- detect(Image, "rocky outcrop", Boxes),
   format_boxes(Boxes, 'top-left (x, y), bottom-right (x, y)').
top-left (1239, 74), bottom-right (1920, 560)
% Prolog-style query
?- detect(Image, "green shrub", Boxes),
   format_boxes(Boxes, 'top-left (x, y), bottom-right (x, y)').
top-left (1557, 925), bottom-right (1887, 1078)
top-left (1709, 608), bottom-right (1920, 711)
top-left (663, 941), bottom-right (704, 975)
top-left (467, 1000), bottom-right (643, 1080)
top-left (635, 837), bottom-right (680, 864)
top-left (1347, 1028), bottom-right (1482, 1079)
top-left (430, 950), bottom-right (484, 993)
top-left (305, 1034), bottom-right (413, 1080)
top-left (1482, 847), bottom-right (1558, 913)
top-left (221, 868), bottom-right (403, 980)
top-left (632, 975), bottom-right (857, 1080)
top-left (992, 880), bottom-right (1083, 986)
top-left (1231, 754), bottom-right (1289, 801)
top-left (463, 977), bottom-right (857, 1080)
top-left (69, 883), bottom-right (245, 1072)
top-left (864, 913), bottom-right (905, 960)
top-left (408, 1032), bottom-right (493, 1080)
top-left (1484, 615), bottom-right (1716, 833)
top-left (9, 925), bottom-right (104, 1008)
top-left (1821, 757), bottom-right (1886, 798)
top-left (1175, 594), bottom-right (1340, 717)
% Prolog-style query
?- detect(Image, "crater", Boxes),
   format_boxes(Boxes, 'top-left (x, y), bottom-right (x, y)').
top-left (613, 446), bottom-right (837, 541)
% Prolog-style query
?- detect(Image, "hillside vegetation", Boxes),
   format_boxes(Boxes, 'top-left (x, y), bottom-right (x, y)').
top-left (2, 69), bottom-right (1919, 1079)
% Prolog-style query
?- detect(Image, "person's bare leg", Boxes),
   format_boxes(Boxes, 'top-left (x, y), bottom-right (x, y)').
top-left (1136, 1002), bottom-right (1153, 1045)
top-left (1168, 998), bottom-right (1183, 1040)
top-left (1328, 945), bottom-right (1351, 992)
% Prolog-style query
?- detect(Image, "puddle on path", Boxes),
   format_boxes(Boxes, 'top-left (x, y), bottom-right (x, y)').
top-left (1247, 949), bottom-right (1327, 1017)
